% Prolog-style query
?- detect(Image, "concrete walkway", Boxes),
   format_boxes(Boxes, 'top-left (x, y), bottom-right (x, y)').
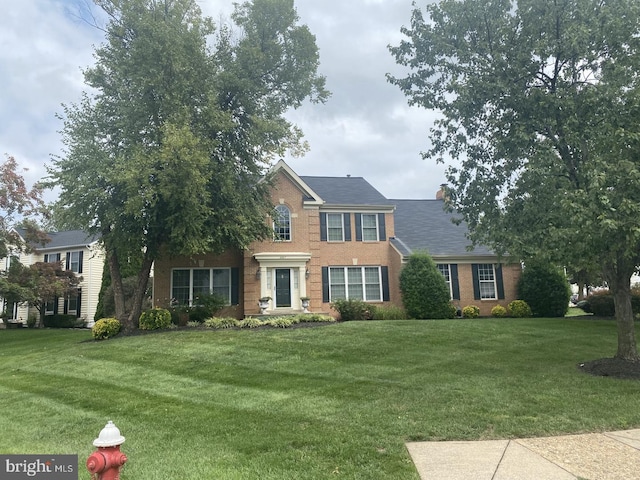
top-left (407, 429), bottom-right (640, 480)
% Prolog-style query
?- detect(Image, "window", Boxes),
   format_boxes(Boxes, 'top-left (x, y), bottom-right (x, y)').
top-left (65, 289), bottom-right (81, 317)
top-left (67, 251), bottom-right (83, 273)
top-left (172, 268), bottom-right (232, 305)
top-left (274, 205), bottom-right (291, 241)
top-left (327, 213), bottom-right (344, 241)
top-left (477, 264), bottom-right (497, 299)
top-left (437, 264), bottom-right (453, 299)
top-left (44, 253), bottom-right (61, 263)
top-left (361, 214), bottom-right (378, 241)
top-left (328, 266), bottom-right (382, 301)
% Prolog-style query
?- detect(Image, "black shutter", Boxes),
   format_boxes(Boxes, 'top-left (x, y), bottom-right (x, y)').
top-left (78, 251), bottom-right (84, 274)
top-left (355, 214), bottom-right (362, 241)
top-left (65, 252), bottom-right (70, 270)
top-left (231, 268), bottom-right (240, 305)
top-left (76, 290), bottom-right (82, 318)
top-left (496, 265), bottom-right (505, 299)
top-left (320, 213), bottom-right (327, 241)
top-left (472, 264), bottom-right (481, 300)
top-left (344, 214), bottom-right (351, 241)
top-left (451, 264), bottom-right (460, 300)
top-left (381, 266), bottom-right (390, 301)
top-left (322, 267), bottom-right (330, 303)
top-left (63, 297), bottom-right (68, 315)
top-left (378, 213), bottom-right (386, 241)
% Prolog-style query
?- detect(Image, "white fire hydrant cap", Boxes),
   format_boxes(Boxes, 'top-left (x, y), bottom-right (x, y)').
top-left (93, 420), bottom-right (126, 447)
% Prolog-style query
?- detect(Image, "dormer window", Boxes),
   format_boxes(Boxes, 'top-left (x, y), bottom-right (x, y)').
top-left (274, 205), bottom-right (291, 241)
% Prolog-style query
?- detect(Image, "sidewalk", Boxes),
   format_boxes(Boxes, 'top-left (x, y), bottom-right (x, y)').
top-left (407, 429), bottom-right (640, 480)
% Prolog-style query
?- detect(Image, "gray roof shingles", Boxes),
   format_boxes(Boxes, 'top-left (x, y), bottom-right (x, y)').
top-left (17, 228), bottom-right (100, 250)
top-left (300, 176), bottom-right (392, 206)
top-left (391, 199), bottom-right (494, 257)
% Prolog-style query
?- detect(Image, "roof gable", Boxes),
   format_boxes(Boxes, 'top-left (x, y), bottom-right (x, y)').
top-left (299, 176), bottom-right (393, 208)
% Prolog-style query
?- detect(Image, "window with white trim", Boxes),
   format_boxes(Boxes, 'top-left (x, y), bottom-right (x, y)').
top-left (437, 264), bottom-right (453, 299)
top-left (68, 251), bottom-right (82, 273)
top-left (172, 268), bottom-right (231, 305)
top-left (329, 266), bottom-right (381, 301)
top-left (361, 214), bottom-right (379, 241)
top-left (477, 264), bottom-right (497, 299)
top-left (327, 213), bottom-right (344, 241)
top-left (273, 205), bottom-right (291, 241)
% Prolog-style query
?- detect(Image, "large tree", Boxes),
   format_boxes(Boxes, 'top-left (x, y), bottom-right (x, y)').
top-left (389, 0), bottom-right (640, 361)
top-left (48, 0), bottom-right (328, 332)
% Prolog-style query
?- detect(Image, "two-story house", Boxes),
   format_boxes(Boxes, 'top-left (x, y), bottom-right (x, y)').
top-left (1, 229), bottom-right (104, 326)
top-left (153, 160), bottom-right (521, 318)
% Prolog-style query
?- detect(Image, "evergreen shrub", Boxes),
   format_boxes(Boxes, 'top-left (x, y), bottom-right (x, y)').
top-left (92, 318), bottom-right (121, 340)
top-left (508, 300), bottom-right (532, 318)
top-left (399, 252), bottom-right (455, 319)
top-left (462, 305), bottom-right (480, 318)
top-left (491, 305), bottom-right (508, 318)
top-left (331, 299), bottom-right (376, 321)
top-left (518, 262), bottom-right (571, 317)
top-left (139, 308), bottom-right (172, 330)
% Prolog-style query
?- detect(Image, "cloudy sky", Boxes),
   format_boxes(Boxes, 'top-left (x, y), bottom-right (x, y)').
top-left (0, 0), bottom-right (447, 204)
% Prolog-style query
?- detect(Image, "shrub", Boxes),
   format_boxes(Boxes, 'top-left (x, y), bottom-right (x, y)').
top-left (583, 291), bottom-right (615, 316)
top-left (203, 317), bottom-right (238, 329)
top-left (238, 318), bottom-right (264, 329)
top-left (43, 314), bottom-right (78, 328)
top-left (92, 318), bottom-right (121, 340)
top-left (372, 305), bottom-right (408, 320)
top-left (187, 294), bottom-right (226, 323)
top-left (267, 317), bottom-right (294, 328)
top-left (139, 308), bottom-right (172, 330)
top-left (491, 305), bottom-right (508, 318)
top-left (400, 252), bottom-right (455, 319)
top-left (302, 314), bottom-right (336, 323)
top-left (462, 305), bottom-right (480, 318)
top-left (331, 299), bottom-right (376, 321)
top-left (26, 314), bottom-right (37, 329)
top-left (508, 300), bottom-right (532, 318)
top-left (518, 262), bottom-right (571, 317)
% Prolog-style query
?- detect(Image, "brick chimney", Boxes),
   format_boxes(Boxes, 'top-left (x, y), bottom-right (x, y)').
top-left (436, 184), bottom-right (448, 200)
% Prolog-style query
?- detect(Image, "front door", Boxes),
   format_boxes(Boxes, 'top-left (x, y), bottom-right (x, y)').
top-left (275, 269), bottom-right (291, 308)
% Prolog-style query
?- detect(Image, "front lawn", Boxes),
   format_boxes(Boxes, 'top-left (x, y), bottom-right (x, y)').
top-left (1, 319), bottom-right (639, 479)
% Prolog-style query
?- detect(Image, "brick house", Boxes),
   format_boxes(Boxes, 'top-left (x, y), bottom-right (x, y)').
top-left (153, 160), bottom-right (521, 318)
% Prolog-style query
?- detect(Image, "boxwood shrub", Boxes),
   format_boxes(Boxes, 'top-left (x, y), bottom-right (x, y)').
top-left (139, 308), bottom-right (172, 330)
top-left (43, 314), bottom-right (78, 328)
top-left (92, 318), bottom-right (121, 340)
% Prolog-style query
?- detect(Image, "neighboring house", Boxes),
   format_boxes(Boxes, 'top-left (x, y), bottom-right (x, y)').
top-left (0, 230), bottom-right (104, 326)
top-left (153, 160), bottom-right (521, 317)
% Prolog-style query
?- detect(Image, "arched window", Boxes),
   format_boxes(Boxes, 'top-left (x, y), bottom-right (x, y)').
top-left (274, 205), bottom-right (291, 241)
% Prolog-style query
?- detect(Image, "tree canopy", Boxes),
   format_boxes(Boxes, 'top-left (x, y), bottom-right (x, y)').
top-left (389, 0), bottom-right (640, 360)
top-left (48, 0), bottom-right (328, 332)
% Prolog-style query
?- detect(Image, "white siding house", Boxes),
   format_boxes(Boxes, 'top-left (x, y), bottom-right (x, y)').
top-left (1, 230), bottom-right (104, 327)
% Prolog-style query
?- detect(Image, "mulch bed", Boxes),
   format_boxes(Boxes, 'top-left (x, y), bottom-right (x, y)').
top-left (578, 357), bottom-right (640, 380)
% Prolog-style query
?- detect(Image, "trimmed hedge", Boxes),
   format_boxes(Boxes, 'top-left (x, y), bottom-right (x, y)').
top-left (518, 262), bottom-right (570, 317)
top-left (43, 314), bottom-right (78, 328)
top-left (139, 308), bottom-right (172, 330)
top-left (580, 289), bottom-right (640, 317)
top-left (400, 252), bottom-right (455, 319)
top-left (92, 318), bottom-right (121, 340)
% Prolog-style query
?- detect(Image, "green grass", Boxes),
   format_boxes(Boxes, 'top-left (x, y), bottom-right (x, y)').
top-left (1, 319), bottom-right (639, 479)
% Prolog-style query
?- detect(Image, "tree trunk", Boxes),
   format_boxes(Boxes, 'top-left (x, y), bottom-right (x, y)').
top-left (106, 247), bottom-right (126, 326)
top-left (126, 256), bottom-right (154, 333)
top-left (603, 260), bottom-right (640, 362)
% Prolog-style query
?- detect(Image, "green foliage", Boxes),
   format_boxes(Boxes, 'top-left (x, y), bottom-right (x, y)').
top-left (100, 275), bottom-right (152, 320)
top-left (582, 291), bottom-right (615, 316)
top-left (462, 305), bottom-right (480, 319)
top-left (92, 318), bottom-right (121, 340)
top-left (238, 318), bottom-right (264, 329)
top-left (203, 317), bottom-right (238, 329)
top-left (372, 305), bottom-right (408, 320)
top-left (330, 299), bottom-right (376, 321)
top-left (26, 314), bottom-right (37, 329)
top-left (43, 314), bottom-right (78, 328)
top-left (267, 317), bottom-right (295, 328)
top-left (299, 314), bottom-right (335, 323)
top-left (400, 253), bottom-right (455, 319)
top-left (508, 300), bottom-right (533, 318)
top-left (139, 308), bottom-right (172, 330)
top-left (491, 305), bottom-right (508, 318)
top-left (518, 263), bottom-right (571, 317)
top-left (183, 294), bottom-right (226, 323)
top-left (49, 0), bottom-right (329, 332)
top-left (389, 0), bottom-right (640, 358)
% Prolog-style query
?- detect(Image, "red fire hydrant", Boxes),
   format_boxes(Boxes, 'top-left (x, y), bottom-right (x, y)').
top-left (86, 421), bottom-right (127, 480)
